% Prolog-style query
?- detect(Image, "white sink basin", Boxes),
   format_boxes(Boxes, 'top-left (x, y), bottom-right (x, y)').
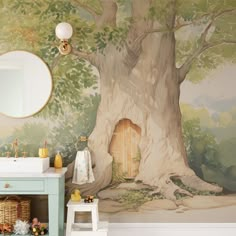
top-left (0, 157), bottom-right (50, 173)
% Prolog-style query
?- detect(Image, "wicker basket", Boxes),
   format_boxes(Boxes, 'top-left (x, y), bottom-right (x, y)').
top-left (0, 196), bottom-right (31, 225)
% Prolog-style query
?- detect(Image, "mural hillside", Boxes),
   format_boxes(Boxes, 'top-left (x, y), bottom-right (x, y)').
top-left (0, 0), bottom-right (236, 222)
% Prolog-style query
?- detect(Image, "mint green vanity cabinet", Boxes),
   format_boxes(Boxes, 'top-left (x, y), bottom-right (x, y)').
top-left (0, 168), bottom-right (67, 236)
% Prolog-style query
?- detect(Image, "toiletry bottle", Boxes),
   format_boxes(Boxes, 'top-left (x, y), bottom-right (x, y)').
top-left (54, 151), bottom-right (63, 169)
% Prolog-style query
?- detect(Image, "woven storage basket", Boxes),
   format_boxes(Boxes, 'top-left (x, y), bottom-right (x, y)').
top-left (0, 196), bottom-right (30, 225)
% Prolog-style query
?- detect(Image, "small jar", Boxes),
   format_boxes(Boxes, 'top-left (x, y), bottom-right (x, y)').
top-left (54, 151), bottom-right (63, 169)
top-left (38, 148), bottom-right (48, 158)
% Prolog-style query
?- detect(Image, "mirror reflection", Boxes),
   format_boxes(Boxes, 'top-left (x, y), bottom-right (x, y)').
top-left (0, 51), bottom-right (52, 118)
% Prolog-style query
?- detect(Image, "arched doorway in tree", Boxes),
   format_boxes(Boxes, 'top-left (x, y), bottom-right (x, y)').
top-left (109, 119), bottom-right (141, 179)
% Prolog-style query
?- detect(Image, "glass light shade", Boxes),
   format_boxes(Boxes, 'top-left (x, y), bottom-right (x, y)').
top-left (55, 22), bottom-right (73, 40)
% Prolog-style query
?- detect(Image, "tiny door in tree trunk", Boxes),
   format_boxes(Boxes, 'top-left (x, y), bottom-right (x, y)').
top-left (109, 119), bottom-right (141, 179)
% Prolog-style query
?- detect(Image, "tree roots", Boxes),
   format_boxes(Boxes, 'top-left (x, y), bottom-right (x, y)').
top-left (150, 174), bottom-right (222, 201)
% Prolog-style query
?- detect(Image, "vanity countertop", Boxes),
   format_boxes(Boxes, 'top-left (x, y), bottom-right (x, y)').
top-left (0, 167), bottom-right (67, 178)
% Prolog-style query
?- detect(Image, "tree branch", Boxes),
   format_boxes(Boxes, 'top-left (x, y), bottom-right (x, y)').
top-left (70, 0), bottom-right (99, 20)
top-left (124, 0), bottom-right (177, 70)
top-left (131, 19), bottom-right (189, 45)
top-left (174, 8), bottom-right (236, 31)
top-left (96, 0), bottom-right (117, 28)
top-left (71, 47), bottom-right (97, 67)
top-left (178, 17), bottom-right (213, 82)
top-left (123, 0), bottom-right (154, 69)
top-left (166, 0), bottom-right (177, 29)
top-left (205, 39), bottom-right (236, 50)
top-left (51, 53), bottom-right (63, 71)
top-left (128, 22), bottom-right (191, 49)
top-left (214, 8), bottom-right (236, 18)
top-left (178, 45), bottom-right (209, 83)
top-left (177, 8), bottom-right (236, 83)
top-left (178, 39), bottom-right (236, 83)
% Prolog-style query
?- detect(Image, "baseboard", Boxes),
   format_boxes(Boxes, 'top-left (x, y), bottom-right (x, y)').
top-left (107, 223), bottom-right (236, 236)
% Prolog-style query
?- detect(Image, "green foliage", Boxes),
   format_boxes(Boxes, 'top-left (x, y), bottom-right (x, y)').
top-left (177, 0), bottom-right (236, 22)
top-left (112, 161), bottom-right (127, 183)
top-left (201, 164), bottom-right (236, 192)
top-left (172, 178), bottom-right (222, 198)
top-left (0, 122), bottom-right (49, 157)
top-left (48, 94), bottom-right (100, 166)
top-left (148, 0), bottom-right (175, 25)
top-left (94, 25), bottom-right (129, 52)
top-left (182, 114), bottom-right (236, 192)
top-left (218, 138), bottom-right (236, 167)
top-left (183, 118), bottom-right (221, 177)
top-left (118, 189), bottom-right (163, 209)
top-left (77, 0), bottom-right (102, 15)
top-left (225, 165), bottom-right (236, 181)
top-left (177, 0), bottom-right (214, 21)
top-left (181, 102), bottom-right (236, 192)
top-left (38, 54), bottom-right (98, 118)
top-left (132, 148), bottom-right (141, 162)
top-left (12, 122), bottom-right (48, 145)
top-left (175, 0), bottom-right (236, 82)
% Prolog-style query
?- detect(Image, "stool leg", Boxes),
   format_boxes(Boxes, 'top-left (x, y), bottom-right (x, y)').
top-left (66, 208), bottom-right (74, 236)
top-left (91, 205), bottom-right (99, 231)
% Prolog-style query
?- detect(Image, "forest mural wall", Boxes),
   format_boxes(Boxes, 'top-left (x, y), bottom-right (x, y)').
top-left (0, 0), bottom-right (236, 222)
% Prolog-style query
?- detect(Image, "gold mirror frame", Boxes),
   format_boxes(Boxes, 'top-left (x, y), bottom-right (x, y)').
top-left (0, 50), bottom-right (52, 118)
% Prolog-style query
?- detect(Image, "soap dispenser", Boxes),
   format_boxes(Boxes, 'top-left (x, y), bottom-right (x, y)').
top-left (54, 151), bottom-right (63, 169)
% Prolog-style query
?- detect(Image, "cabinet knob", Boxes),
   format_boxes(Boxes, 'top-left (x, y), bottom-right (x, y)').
top-left (4, 183), bottom-right (10, 188)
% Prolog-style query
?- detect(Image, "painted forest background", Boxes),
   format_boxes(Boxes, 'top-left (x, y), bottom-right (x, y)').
top-left (0, 0), bottom-right (236, 197)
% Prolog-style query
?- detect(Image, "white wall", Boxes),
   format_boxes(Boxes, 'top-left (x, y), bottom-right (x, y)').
top-left (108, 223), bottom-right (236, 236)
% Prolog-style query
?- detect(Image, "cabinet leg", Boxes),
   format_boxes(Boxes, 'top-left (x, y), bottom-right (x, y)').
top-left (49, 194), bottom-right (64, 236)
top-left (66, 208), bottom-right (74, 236)
top-left (91, 206), bottom-right (99, 231)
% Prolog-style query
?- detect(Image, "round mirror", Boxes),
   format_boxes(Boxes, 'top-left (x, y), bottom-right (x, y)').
top-left (0, 51), bottom-right (52, 118)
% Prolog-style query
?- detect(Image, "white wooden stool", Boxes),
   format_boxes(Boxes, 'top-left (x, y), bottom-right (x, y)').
top-left (66, 199), bottom-right (107, 236)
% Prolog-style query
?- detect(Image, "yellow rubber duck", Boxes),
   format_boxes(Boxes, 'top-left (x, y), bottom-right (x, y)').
top-left (71, 189), bottom-right (81, 201)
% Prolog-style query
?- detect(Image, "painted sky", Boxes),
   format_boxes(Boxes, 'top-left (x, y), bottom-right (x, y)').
top-left (180, 63), bottom-right (236, 114)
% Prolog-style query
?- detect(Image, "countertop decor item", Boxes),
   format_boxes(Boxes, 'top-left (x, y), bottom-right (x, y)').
top-left (54, 151), bottom-right (63, 169)
top-left (13, 219), bottom-right (30, 235)
top-left (38, 140), bottom-right (48, 158)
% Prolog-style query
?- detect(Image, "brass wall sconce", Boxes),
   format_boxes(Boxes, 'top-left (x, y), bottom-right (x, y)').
top-left (55, 22), bottom-right (73, 55)
top-left (79, 136), bottom-right (88, 142)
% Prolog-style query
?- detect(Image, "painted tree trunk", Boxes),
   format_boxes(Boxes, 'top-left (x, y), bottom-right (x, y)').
top-left (79, 32), bottom-right (222, 199)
